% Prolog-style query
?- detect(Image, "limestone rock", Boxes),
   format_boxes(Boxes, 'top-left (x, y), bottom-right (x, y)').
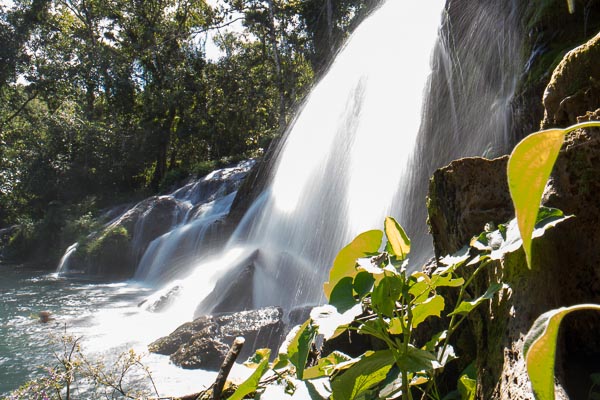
top-left (426, 127), bottom-right (600, 399)
top-left (427, 156), bottom-right (513, 258)
top-left (542, 32), bottom-right (600, 128)
top-left (149, 307), bottom-right (284, 371)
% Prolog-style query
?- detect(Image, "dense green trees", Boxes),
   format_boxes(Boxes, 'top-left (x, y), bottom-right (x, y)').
top-left (0, 0), bottom-right (375, 245)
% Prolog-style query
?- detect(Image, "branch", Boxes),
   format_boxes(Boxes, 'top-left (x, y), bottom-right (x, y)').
top-left (211, 337), bottom-right (245, 400)
top-left (1, 90), bottom-right (38, 129)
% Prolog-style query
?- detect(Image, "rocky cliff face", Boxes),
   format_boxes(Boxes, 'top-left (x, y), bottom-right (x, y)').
top-left (427, 30), bottom-right (600, 400)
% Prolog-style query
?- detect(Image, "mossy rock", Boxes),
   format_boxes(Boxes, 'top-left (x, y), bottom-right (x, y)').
top-left (542, 31), bottom-right (600, 128)
top-left (77, 225), bottom-right (134, 279)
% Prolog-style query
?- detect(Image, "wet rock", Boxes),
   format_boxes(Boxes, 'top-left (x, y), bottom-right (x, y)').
top-left (195, 250), bottom-right (259, 315)
top-left (171, 337), bottom-right (230, 370)
top-left (149, 307), bottom-right (284, 371)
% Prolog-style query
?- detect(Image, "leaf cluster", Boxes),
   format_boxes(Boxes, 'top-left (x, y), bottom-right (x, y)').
top-left (227, 217), bottom-right (512, 400)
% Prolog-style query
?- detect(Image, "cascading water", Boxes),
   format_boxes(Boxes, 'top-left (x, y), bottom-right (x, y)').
top-left (165, 0), bottom-right (523, 317)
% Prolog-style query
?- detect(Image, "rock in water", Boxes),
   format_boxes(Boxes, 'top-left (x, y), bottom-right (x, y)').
top-left (149, 307), bottom-right (283, 371)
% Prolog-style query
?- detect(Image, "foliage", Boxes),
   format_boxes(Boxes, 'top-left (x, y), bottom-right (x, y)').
top-left (227, 216), bottom-right (518, 400)
top-left (523, 304), bottom-right (600, 400)
top-left (507, 120), bottom-right (600, 268)
top-left (0, 0), bottom-right (375, 236)
top-left (4, 328), bottom-right (158, 400)
top-left (508, 120), bottom-right (600, 399)
top-left (81, 225), bottom-right (129, 258)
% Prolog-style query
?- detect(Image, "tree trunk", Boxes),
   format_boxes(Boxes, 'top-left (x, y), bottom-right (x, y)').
top-left (266, 0), bottom-right (286, 132)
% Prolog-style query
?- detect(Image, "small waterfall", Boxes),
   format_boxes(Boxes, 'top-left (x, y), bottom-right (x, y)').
top-left (131, 161), bottom-right (256, 281)
top-left (56, 242), bottom-right (78, 275)
top-left (56, 160), bottom-right (255, 278)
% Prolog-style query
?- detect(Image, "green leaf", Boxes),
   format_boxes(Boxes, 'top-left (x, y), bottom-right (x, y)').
top-left (507, 121), bottom-right (600, 268)
top-left (449, 283), bottom-right (505, 316)
top-left (353, 271), bottom-right (375, 299)
top-left (411, 295), bottom-right (445, 328)
top-left (566, 0), bottom-right (575, 13)
top-left (227, 349), bottom-right (271, 400)
top-left (244, 348), bottom-right (272, 369)
top-left (287, 319), bottom-right (318, 380)
top-left (395, 344), bottom-right (442, 373)
top-left (324, 230), bottom-right (383, 299)
top-left (331, 350), bottom-right (395, 400)
top-left (523, 304), bottom-right (600, 400)
top-left (330, 276), bottom-right (357, 313)
top-left (384, 217), bottom-right (411, 260)
top-left (303, 351), bottom-right (353, 380)
top-left (507, 128), bottom-right (565, 268)
top-left (372, 275), bottom-right (404, 318)
top-left (430, 274), bottom-right (465, 289)
top-left (458, 376), bottom-right (476, 400)
top-left (457, 364), bottom-right (477, 400)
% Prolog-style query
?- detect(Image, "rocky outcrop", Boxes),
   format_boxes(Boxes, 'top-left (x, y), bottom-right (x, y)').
top-left (149, 307), bottom-right (284, 371)
top-left (59, 161), bottom-right (255, 280)
top-left (514, 0), bottom-right (600, 137)
top-left (426, 30), bottom-right (600, 398)
top-left (427, 156), bottom-right (513, 259)
top-left (542, 32), bottom-right (600, 129)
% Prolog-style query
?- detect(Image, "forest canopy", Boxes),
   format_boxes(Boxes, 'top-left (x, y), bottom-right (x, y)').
top-left (0, 0), bottom-right (377, 228)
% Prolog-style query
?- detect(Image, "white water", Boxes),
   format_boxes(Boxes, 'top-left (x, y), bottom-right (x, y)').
top-left (167, 0), bottom-right (447, 317)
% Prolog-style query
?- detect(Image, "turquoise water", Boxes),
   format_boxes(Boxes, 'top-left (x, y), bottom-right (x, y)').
top-left (0, 265), bottom-right (227, 398)
top-left (0, 266), bottom-right (152, 395)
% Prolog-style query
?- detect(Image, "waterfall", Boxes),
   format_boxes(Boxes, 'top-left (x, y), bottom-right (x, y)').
top-left (164, 0), bottom-right (523, 317)
top-left (56, 0), bottom-right (523, 322)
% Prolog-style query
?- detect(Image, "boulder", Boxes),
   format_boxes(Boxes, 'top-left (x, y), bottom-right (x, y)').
top-left (149, 307), bottom-right (284, 371)
top-left (542, 32), bottom-right (600, 129)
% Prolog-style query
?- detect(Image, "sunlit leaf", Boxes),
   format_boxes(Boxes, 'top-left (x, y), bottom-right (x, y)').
top-left (329, 276), bottom-right (357, 313)
top-left (303, 351), bottom-right (353, 380)
top-left (324, 230), bottom-right (383, 299)
top-left (507, 128), bottom-right (565, 268)
top-left (331, 350), bottom-right (395, 400)
top-left (384, 216), bottom-right (411, 260)
top-left (524, 304), bottom-right (600, 400)
top-left (311, 304), bottom-right (362, 340)
top-left (395, 344), bottom-right (442, 373)
top-left (227, 349), bottom-right (271, 400)
top-left (449, 283), bottom-right (506, 316)
top-left (287, 319), bottom-right (318, 380)
top-left (411, 295), bottom-right (445, 328)
top-left (388, 317), bottom-right (404, 335)
top-left (507, 121), bottom-right (600, 268)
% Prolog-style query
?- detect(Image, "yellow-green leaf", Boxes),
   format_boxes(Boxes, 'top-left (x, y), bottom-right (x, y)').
top-left (227, 349), bottom-right (271, 400)
top-left (412, 295), bottom-right (445, 328)
top-left (324, 230), bottom-right (383, 299)
top-left (524, 304), bottom-right (600, 400)
top-left (566, 0), bottom-right (575, 13)
top-left (384, 216), bottom-right (411, 260)
top-left (331, 350), bottom-right (395, 400)
top-left (507, 121), bottom-right (600, 268)
top-left (507, 129), bottom-right (565, 268)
